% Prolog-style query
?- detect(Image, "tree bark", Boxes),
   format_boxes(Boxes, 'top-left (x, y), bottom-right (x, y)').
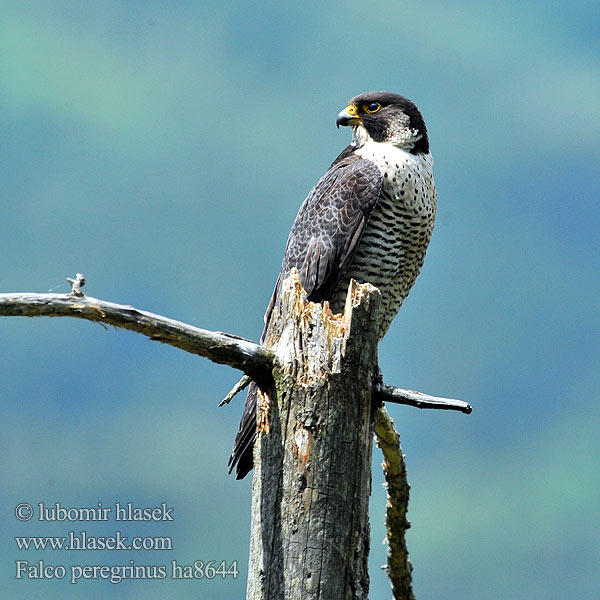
top-left (247, 271), bottom-right (381, 600)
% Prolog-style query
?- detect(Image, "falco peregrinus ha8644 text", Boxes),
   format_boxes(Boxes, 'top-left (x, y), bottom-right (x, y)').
top-left (229, 91), bottom-right (437, 479)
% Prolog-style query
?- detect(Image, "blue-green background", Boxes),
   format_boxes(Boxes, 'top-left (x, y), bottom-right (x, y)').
top-left (2, 2), bottom-right (598, 598)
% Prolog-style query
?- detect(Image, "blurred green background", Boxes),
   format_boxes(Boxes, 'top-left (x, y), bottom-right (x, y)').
top-left (1, 1), bottom-right (598, 598)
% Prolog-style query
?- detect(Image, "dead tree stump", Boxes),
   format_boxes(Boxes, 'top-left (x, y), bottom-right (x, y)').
top-left (0, 272), bottom-right (471, 600)
top-left (247, 271), bottom-right (381, 600)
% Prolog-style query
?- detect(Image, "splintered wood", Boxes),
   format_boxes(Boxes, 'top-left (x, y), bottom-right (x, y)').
top-left (263, 269), bottom-right (379, 386)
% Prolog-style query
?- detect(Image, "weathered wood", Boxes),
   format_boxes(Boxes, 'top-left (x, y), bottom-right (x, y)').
top-left (0, 291), bottom-right (472, 415)
top-left (247, 271), bottom-right (381, 600)
top-left (375, 407), bottom-right (415, 600)
top-left (0, 277), bottom-right (473, 598)
top-left (0, 292), bottom-right (273, 381)
top-left (375, 384), bottom-right (472, 414)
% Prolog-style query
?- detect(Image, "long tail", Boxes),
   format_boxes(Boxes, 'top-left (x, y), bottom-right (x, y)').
top-left (228, 382), bottom-right (258, 479)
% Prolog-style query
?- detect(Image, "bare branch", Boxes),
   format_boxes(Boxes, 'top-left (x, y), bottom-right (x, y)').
top-left (0, 292), bottom-right (274, 381)
top-left (375, 406), bottom-right (415, 600)
top-left (0, 286), bottom-right (473, 415)
top-left (376, 383), bottom-right (472, 414)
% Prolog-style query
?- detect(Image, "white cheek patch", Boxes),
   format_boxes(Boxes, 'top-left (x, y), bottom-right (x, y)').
top-left (388, 125), bottom-right (422, 148)
top-left (351, 120), bottom-right (421, 151)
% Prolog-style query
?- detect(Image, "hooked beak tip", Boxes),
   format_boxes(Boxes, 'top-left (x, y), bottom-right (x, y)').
top-left (336, 106), bottom-right (360, 128)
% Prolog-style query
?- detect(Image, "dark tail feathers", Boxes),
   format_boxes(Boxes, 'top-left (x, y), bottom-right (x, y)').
top-left (228, 382), bottom-right (258, 479)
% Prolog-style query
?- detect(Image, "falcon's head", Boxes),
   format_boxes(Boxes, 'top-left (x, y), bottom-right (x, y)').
top-left (336, 91), bottom-right (429, 154)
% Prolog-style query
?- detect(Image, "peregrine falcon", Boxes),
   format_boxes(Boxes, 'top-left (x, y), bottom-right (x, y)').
top-left (229, 91), bottom-right (436, 479)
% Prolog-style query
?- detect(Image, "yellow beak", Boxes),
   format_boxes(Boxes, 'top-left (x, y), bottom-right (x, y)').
top-left (336, 105), bottom-right (361, 128)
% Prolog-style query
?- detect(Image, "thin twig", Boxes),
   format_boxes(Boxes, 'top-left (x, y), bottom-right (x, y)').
top-left (219, 375), bottom-right (251, 407)
top-left (375, 383), bottom-right (472, 414)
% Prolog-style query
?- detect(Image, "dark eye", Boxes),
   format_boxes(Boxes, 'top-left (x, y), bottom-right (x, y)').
top-left (365, 102), bottom-right (381, 113)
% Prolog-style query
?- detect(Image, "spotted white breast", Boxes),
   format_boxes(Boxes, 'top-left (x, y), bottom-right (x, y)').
top-left (330, 141), bottom-right (436, 339)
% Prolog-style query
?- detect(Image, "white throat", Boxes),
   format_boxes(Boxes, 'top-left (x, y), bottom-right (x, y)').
top-left (351, 122), bottom-right (422, 152)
